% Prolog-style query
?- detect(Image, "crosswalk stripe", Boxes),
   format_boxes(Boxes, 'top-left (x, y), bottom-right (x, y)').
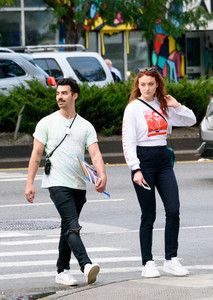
top-left (1, 265), bottom-right (213, 281)
top-left (0, 176), bottom-right (42, 182)
top-left (0, 247), bottom-right (127, 257)
top-left (0, 257), bottom-right (143, 268)
top-left (0, 239), bottom-right (59, 246)
top-left (0, 198), bottom-right (124, 208)
top-left (0, 249), bottom-right (58, 257)
top-left (0, 232), bottom-right (30, 237)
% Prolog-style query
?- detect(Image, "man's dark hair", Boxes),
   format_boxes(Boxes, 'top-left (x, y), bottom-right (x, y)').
top-left (57, 77), bottom-right (80, 96)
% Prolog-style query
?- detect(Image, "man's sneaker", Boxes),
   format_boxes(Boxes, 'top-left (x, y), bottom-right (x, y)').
top-left (84, 263), bottom-right (100, 284)
top-left (163, 257), bottom-right (189, 276)
top-left (141, 260), bottom-right (160, 278)
top-left (55, 269), bottom-right (78, 286)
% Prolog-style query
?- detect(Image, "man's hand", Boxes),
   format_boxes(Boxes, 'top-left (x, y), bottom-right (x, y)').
top-left (95, 175), bottom-right (107, 193)
top-left (88, 142), bottom-right (107, 194)
top-left (25, 184), bottom-right (35, 203)
top-left (25, 138), bottom-right (44, 204)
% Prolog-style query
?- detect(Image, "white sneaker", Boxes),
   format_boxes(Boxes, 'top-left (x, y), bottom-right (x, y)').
top-left (163, 257), bottom-right (189, 276)
top-left (141, 260), bottom-right (160, 278)
top-left (55, 269), bottom-right (78, 286)
top-left (84, 263), bottom-right (100, 284)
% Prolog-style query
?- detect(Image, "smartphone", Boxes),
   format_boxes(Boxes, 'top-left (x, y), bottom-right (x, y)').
top-left (142, 182), bottom-right (151, 190)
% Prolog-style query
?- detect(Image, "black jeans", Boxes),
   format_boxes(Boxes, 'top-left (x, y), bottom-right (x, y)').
top-left (133, 146), bottom-right (180, 265)
top-left (49, 186), bottom-right (92, 273)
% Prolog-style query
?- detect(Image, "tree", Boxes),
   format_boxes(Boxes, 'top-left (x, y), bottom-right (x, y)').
top-left (0, 0), bottom-right (14, 6)
top-left (43, 0), bottom-right (213, 44)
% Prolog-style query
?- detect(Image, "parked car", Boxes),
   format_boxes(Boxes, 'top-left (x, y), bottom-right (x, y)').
top-left (20, 53), bottom-right (56, 86)
top-left (29, 45), bottom-right (114, 86)
top-left (0, 52), bottom-right (55, 95)
top-left (197, 92), bottom-right (213, 158)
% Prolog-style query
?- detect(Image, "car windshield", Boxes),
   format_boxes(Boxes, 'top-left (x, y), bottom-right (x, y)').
top-left (66, 57), bottom-right (106, 82)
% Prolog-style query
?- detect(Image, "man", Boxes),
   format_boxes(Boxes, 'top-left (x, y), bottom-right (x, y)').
top-left (105, 58), bottom-right (122, 82)
top-left (25, 77), bottom-right (107, 286)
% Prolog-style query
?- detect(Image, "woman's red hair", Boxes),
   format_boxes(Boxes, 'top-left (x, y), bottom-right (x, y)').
top-left (129, 69), bottom-right (168, 116)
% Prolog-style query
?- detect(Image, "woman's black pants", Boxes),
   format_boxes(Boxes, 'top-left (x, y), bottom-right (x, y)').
top-left (133, 146), bottom-right (180, 265)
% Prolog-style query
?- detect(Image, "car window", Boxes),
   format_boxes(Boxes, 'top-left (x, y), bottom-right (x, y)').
top-left (0, 59), bottom-right (26, 78)
top-left (0, 67), bottom-right (4, 78)
top-left (33, 58), bottom-right (49, 74)
top-left (66, 57), bottom-right (106, 82)
top-left (34, 58), bottom-right (63, 81)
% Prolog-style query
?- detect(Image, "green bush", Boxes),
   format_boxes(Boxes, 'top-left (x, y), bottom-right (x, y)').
top-left (76, 81), bottom-right (131, 135)
top-left (165, 76), bottom-right (213, 123)
top-left (0, 81), bottom-right (57, 134)
top-left (0, 77), bottom-right (212, 136)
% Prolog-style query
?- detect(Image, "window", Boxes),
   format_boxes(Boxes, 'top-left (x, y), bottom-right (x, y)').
top-left (24, 0), bottom-right (47, 7)
top-left (187, 38), bottom-right (200, 67)
top-left (66, 57), bottom-right (106, 82)
top-left (0, 59), bottom-right (26, 78)
top-left (25, 11), bottom-right (56, 45)
top-left (0, 12), bottom-right (21, 46)
top-left (34, 58), bottom-right (63, 81)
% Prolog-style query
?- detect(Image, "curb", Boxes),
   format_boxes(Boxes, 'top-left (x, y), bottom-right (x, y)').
top-left (0, 138), bottom-right (200, 169)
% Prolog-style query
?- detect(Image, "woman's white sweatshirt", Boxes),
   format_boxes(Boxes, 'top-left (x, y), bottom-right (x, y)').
top-left (122, 97), bottom-right (197, 171)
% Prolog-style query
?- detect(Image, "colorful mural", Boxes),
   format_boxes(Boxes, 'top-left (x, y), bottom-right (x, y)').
top-left (152, 22), bottom-right (184, 83)
top-left (84, 14), bottom-right (134, 56)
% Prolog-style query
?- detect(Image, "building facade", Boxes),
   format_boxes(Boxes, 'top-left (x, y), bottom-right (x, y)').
top-left (0, 0), bottom-right (212, 80)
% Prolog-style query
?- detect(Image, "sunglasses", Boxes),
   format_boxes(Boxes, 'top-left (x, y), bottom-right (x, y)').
top-left (138, 67), bottom-right (157, 73)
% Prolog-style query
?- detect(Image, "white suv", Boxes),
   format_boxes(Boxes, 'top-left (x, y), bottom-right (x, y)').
top-left (29, 45), bottom-right (114, 87)
top-left (0, 52), bottom-right (48, 95)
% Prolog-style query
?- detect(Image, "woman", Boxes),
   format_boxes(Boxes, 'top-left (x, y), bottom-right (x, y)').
top-left (122, 68), bottom-right (196, 278)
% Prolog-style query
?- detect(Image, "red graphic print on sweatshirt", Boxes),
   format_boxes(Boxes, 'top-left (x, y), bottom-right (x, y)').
top-left (144, 110), bottom-right (168, 137)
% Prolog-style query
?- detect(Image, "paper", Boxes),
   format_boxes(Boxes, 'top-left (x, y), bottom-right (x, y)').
top-left (77, 155), bottom-right (110, 197)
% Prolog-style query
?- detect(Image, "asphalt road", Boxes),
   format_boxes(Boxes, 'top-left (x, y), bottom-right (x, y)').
top-left (0, 162), bottom-right (213, 299)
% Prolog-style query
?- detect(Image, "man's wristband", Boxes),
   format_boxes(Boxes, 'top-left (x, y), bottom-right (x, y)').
top-left (132, 168), bottom-right (141, 176)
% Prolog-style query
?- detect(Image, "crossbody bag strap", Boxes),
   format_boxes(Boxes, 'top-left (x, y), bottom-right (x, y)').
top-left (46, 113), bottom-right (77, 158)
top-left (137, 98), bottom-right (167, 123)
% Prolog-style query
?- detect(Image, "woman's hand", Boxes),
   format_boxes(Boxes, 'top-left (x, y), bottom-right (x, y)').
top-left (164, 95), bottom-right (180, 108)
top-left (133, 170), bottom-right (147, 187)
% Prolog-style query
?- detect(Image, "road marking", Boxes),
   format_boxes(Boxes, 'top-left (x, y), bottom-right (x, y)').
top-left (1, 265), bottom-right (213, 281)
top-left (0, 256), bottom-right (143, 267)
top-left (1, 223), bottom-right (213, 244)
top-left (0, 249), bottom-right (59, 257)
top-left (0, 239), bottom-right (62, 246)
top-left (0, 198), bottom-right (124, 208)
top-left (0, 176), bottom-right (42, 182)
top-left (1, 160), bottom-right (213, 174)
top-left (154, 225), bottom-right (213, 231)
top-left (0, 232), bottom-right (30, 237)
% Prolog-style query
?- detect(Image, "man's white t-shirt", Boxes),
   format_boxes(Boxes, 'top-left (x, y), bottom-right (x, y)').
top-left (33, 111), bottom-right (98, 190)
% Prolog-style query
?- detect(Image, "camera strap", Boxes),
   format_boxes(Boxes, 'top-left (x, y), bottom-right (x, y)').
top-left (46, 113), bottom-right (77, 159)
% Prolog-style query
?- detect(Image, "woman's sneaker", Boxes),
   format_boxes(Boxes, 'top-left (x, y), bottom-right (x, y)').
top-left (55, 269), bottom-right (78, 286)
top-left (141, 260), bottom-right (160, 278)
top-left (163, 257), bottom-right (189, 276)
top-left (84, 263), bottom-right (100, 284)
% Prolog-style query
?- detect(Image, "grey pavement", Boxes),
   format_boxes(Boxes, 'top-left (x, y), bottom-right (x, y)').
top-left (2, 127), bottom-right (213, 300)
top-left (38, 273), bottom-right (213, 300)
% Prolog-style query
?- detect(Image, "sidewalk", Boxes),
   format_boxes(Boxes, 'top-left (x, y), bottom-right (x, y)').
top-left (40, 273), bottom-right (213, 300)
